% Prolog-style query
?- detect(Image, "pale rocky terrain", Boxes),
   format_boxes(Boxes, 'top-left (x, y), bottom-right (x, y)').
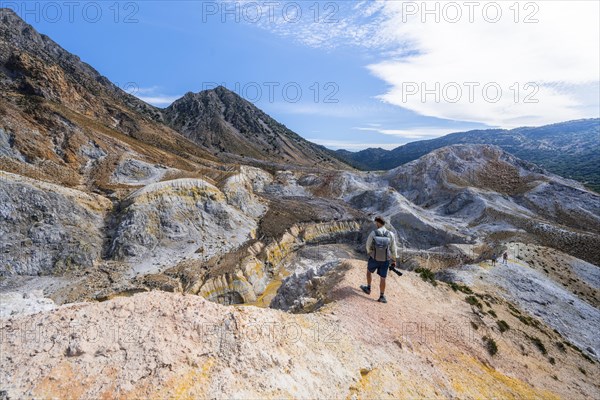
top-left (0, 171), bottom-right (112, 275)
top-left (1, 7), bottom-right (599, 399)
top-left (448, 256), bottom-right (600, 360)
top-left (1, 259), bottom-right (598, 399)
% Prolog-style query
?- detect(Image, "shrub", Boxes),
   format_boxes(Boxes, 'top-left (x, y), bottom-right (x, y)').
top-left (497, 320), bottom-right (510, 333)
top-left (529, 336), bottom-right (547, 355)
top-left (514, 313), bottom-right (541, 329)
top-left (470, 321), bottom-right (479, 330)
top-left (415, 268), bottom-right (437, 286)
top-left (483, 336), bottom-right (498, 356)
top-left (488, 310), bottom-right (497, 318)
top-left (449, 282), bottom-right (473, 294)
top-left (508, 303), bottom-right (521, 315)
top-left (465, 296), bottom-right (483, 309)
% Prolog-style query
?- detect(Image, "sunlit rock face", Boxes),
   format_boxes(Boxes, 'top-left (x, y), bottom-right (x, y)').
top-left (0, 171), bottom-right (110, 276)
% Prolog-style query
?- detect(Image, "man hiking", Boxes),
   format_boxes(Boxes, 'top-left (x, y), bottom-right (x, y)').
top-left (361, 216), bottom-right (399, 304)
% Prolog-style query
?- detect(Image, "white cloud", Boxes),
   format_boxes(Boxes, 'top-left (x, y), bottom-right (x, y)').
top-left (307, 139), bottom-right (404, 150)
top-left (134, 87), bottom-right (181, 107)
top-left (364, 1), bottom-right (600, 127)
top-left (353, 126), bottom-right (460, 140)
top-left (136, 96), bottom-right (181, 107)
top-left (252, 0), bottom-right (600, 128)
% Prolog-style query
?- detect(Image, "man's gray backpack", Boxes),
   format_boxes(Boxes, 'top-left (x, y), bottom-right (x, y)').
top-left (372, 231), bottom-right (391, 262)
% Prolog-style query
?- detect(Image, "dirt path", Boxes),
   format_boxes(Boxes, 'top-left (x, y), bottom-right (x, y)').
top-left (322, 259), bottom-right (599, 399)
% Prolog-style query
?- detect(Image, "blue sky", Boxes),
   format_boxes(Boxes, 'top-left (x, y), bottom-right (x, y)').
top-left (6, 1), bottom-right (599, 150)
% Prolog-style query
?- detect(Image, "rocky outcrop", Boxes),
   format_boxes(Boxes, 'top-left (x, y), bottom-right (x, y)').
top-left (385, 145), bottom-right (549, 204)
top-left (521, 181), bottom-right (600, 232)
top-left (448, 257), bottom-right (600, 360)
top-left (1, 264), bottom-right (598, 399)
top-left (0, 290), bottom-right (56, 318)
top-left (271, 255), bottom-right (353, 313)
top-left (350, 188), bottom-right (470, 249)
top-left (167, 220), bottom-right (364, 305)
top-left (220, 166), bottom-right (270, 218)
top-left (108, 178), bottom-right (264, 273)
top-left (0, 171), bottom-right (111, 276)
top-left (111, 158), bottom-right (172, 186)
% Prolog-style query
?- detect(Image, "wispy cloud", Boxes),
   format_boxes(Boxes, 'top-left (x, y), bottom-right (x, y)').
top-left (247, 1), bottom-right (391, 50)
top-left (250, 0), bottom-right (600, 128)
top-left (134, 87), bottom-right (181, 107)
top-left (307, 139), bottom-right (403, 150)
top-left (353, 126), bottom-right (459, 140)
top-left (136, 96), bottom-right (181, 107)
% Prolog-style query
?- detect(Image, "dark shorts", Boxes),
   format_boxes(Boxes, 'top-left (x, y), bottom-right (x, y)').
top-left (367, 257), bottom-right (390, 278)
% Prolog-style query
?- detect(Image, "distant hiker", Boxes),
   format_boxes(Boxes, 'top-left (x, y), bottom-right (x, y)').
top-left (491, 253), bottom-right (497, 266)
top-left (503, 252), bottom-right (508, 264)
top-left (361, 216), bottom-right (399, 304)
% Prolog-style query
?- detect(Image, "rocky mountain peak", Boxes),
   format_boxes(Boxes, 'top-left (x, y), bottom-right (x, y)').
top-left (1, 7), bottom-right (95, 79)
top-left (163, 86), bottom-right (348, 168)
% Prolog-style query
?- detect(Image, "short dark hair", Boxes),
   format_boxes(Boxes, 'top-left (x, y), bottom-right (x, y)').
top-left (374, 216), bottom-right (386, 225)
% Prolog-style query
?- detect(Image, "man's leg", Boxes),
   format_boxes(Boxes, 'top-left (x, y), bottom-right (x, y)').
top-left (377, 276), bottom-right (388, 303)
top-left (361, 268), bottom-right (373, 294)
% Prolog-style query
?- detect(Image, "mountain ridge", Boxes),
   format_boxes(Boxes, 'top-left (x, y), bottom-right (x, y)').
top-left (0, 7), bottom-right (349, 173)
top-left (336, 119), bottom-right (600, 191)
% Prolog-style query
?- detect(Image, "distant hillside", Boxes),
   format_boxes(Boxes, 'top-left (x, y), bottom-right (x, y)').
top-left (336, 119), bottom-right (600, 191)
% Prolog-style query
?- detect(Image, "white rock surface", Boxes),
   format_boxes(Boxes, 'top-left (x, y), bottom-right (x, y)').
top-left (109, 178), bottom-right (262, 276)
top-left (0, 290), bottom-right (56, 318)
top-left (0, 171), bottom-right (111, 276)
top-left (112, 158), bottom-right (173, 186)
top-left (449, 259), bottom-right (600, 359)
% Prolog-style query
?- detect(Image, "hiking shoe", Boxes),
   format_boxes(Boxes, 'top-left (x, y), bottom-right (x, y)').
top-left (360, 285), bottom-right (371, 295)
top-left (378, 295), bottom-right (387, 304)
